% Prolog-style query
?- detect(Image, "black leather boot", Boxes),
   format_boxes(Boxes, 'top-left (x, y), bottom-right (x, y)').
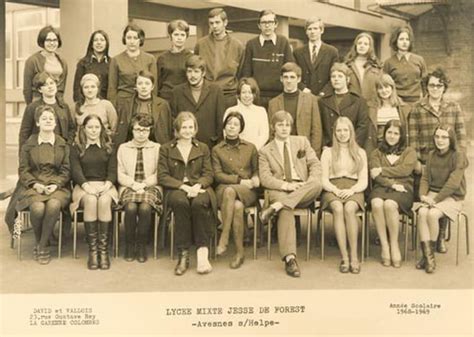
top-left (84, 221), bottom-right (99, 270)
top-left (416, 241), bottom-right (426, 270)
top-left (98, 222), bottom-right (111, 270)
top-left (174, 250), bottom-right (189, 276)
top-left (437, 218), bottom-right (448, 253)
top-left (422, 240), bottom-right (436, 274)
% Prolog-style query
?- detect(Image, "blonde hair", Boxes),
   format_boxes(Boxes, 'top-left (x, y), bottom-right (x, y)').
top-left (330, 117), bottom-right (363, 175)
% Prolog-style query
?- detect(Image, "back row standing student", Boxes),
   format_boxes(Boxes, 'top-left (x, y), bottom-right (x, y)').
top-left (195, 8), bottom-right (244, 109)
top-left (293, 17), bottom-right (339, 97)
top-left (108, 24), bottom-right (157, 109)
top-left (73, 30), bottom-right (111, 104)
top-left (240, 9), bottom-right (294, 109)
top-left (156, 20), bottom-right (193, 102)
top-left (383, 25), bottom-right (427, 106)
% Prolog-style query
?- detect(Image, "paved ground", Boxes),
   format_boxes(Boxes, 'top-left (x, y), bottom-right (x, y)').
top-left (0, 145), bottom-right (473, 294)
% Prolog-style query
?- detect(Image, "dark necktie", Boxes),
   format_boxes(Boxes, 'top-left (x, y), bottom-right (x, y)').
top-left (134, 147), bottom-right (145, 182)
top-left (283, 142), bottom-right (293, 182)
top-left (311, 44), bottom-right (318, 64)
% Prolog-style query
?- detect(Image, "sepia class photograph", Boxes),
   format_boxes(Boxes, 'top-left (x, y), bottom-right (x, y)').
top-left (0, 0), bottom-right (472, 335)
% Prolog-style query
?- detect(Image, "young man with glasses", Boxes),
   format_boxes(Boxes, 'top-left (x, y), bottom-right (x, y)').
top-left (240, 10), bottom-right (294, 109)
top-left (194, 8), bottom-right (244, 109)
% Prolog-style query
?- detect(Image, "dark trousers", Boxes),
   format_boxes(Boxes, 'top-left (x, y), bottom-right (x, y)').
top-left (167, 190), bottom-right (212, 250)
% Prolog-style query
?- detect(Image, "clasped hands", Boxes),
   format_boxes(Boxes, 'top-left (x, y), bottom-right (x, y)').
top-left (420, 195), bottom-right (435, 207)
top-left (33, 183), bottom-right (58, 195)
top-left (332, 188), bottom-right (355, 199)
top-left (180, 183), bottom-right (205, 198)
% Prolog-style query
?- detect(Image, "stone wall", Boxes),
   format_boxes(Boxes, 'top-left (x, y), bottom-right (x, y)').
top-left (412, 0), bottom-right (474, 139)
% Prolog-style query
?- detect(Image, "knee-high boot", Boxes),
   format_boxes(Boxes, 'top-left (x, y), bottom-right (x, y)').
top-left (98, 221), bottom-right (111, 270)
top-left (420, 240), bottom-right (436, 274)
top-left (437, 218), bottom-right (448, 253)
top-left (84, 221), bottom-right (99, 270)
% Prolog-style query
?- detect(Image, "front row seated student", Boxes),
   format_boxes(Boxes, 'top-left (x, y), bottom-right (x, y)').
top-left (158, 111), bottom-right (217, 276)
top-left (368, 119), bottom-right (416, 268)
top-left (117, 113), bottom-right (162, 263)
top-left (212, 111), bottom-right (260, 269)
top-left (16, 106), bottom-right (71, 265)
top-left (258, 110), bottom-right (322, 278)
top-left (268, 62), bottom-right (323, 157)
top-left (70, 114), bottom-right (119, 270)
top-left (415, 125), bottom-right (468, 274)
top-left (114, 70), bottom-right (172, 146)
top-left (320, 116), bottom-right (368, 274)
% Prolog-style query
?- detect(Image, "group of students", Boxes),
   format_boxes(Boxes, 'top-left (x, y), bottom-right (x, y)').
top-left (4, 8), bottom-right (468, 278)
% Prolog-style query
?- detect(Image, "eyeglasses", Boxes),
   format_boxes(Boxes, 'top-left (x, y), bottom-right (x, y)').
top-left (259, 21), bottom-right (275, 25)
top-left (45, 38), bottom-right (58, 43)
top-left (133, 127), bottom-right (151, 133)
top-left (428, 83), bottom-right (444, 89)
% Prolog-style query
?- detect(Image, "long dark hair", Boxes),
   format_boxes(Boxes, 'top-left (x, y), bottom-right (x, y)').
top-left (433, 124), bottom-right (457, 152)
top-left (344, 32), bottom-right (381, 69)
top-left (76, 114), bottom-right (113, 156)
top-left (85, 30), bottom-right (110, 60)
top-left (378, 119), bottom-right (406, 155)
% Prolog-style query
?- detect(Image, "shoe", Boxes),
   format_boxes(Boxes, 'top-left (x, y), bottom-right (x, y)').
top-left (339, 259), bottom-right (350, 273)
top-left (174, 250), bottom-right (189, 276)
top-left (230, 255), bottom-right (244, 269)
top-left (216, 245), bottom-right (227, 256)
top-left (381, 258), bottom-right (391, 267)
top-left (350, 260), bottom-right (361, 274)
top-left (415, 241), bottom-right (426, 270)
top-left (33, 245), bottom-right (39, 261)
top-left (392, 260), bottom-right (402, 268)
top-left (136, 243), bottom-right (148, 263)
top-left (285, 257), bottom-right (301, 277)
top-left (196, 247), bottom-right (212, 274)
top-left (259, 207), bottom-right (276, 225)
top-left (124, 243), bottom-right (135, 262)
top-left (37, 248), bottom-right (51, 265)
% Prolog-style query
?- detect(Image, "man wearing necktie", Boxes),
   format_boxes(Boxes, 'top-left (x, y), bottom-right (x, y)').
top-left (293, 17), bottom-right (339, 97)
top-left (259, 110), bottom-right (322, 277)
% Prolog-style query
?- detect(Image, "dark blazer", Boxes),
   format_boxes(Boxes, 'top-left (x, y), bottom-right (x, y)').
top-left (158, 139), bottom-right (217, 222)
top-left (294, 42), bottom-right (339, 96)
top-left (5, 135), bottom-right (71, 230)
top-left (268, 90), bottom-right (323, 157)
top-left (114, 93), bottom-right (173, 146)
top-left (366, 100), bottom-right (410, 156)
top-left (318, 91), bottom-right (369, 148)
top-left (170, 80), bottom-right (225, 148)
top-left (23, 51), bottom-right (68, 104)
top-left (19, 99), bottom-right (76, 149)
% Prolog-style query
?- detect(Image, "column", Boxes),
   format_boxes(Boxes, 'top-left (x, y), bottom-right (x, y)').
top-left (60, 0), bottom-right (128, 106)
top-left (0, 0), bottom-right (6, 178)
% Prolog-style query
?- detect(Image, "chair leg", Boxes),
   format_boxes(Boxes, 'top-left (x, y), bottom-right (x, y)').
top-left (170, 212), bottom-right (175, 260)
top-left (154, 214), bottom-right (159, 260)
top-left (58, 212), bottom-right (63, 259)
top-left (73, 211), bottom-right (78, 259)
top-left (464, 214), bottom-right (470, 255)
top-left (253, 209), bottom-right (258, 260)
top-left (361, 213), bottom-right (365, 263)
top-left (267, 219), bottom-right (272, 260)
top-left (404, 215), bottom-right (409, 262)
top-left (456, 218), bottom-right (460, 266)
top-left (306, 212), bottom-right (311, 261)
top-left (366, 211), bottom-right (370, 258)
top-left (321, 211), bottom-right (325, 261)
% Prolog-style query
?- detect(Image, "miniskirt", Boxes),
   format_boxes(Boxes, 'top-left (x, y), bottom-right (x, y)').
top-left (321, 177), bottom-right (365, 211)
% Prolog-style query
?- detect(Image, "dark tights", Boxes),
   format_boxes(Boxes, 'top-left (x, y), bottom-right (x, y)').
top-left (29, 199), bottom-right (61, 248)
top-left (124, 202), bottom-right (152, 244)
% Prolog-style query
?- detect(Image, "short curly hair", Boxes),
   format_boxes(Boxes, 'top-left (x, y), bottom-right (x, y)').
top-left (423, 67), bottom-right (450, 93)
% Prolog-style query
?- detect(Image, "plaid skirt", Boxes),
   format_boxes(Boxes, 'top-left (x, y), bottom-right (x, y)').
top-left (120, 186), bottom-right (163, 215)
